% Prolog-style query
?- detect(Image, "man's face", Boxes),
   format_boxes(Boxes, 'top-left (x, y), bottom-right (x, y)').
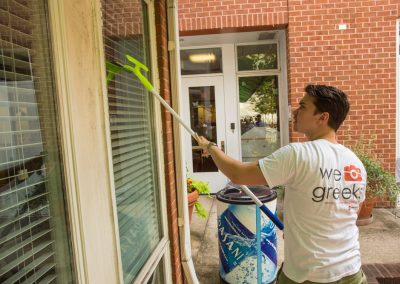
top-left (293, 94), bottom-right (323, 134)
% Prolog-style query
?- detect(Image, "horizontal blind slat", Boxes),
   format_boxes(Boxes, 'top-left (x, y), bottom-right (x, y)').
top-left (0, 84), bottom-right (36, 96)
top-left (113, 155), bottom-right (150, 178)
top-left (0, 176), bottom-right (45, 198)
top-left (0, 240), bottom-right (54, 277)
top-left (38, 274), bottom-right (57, 284)
top-left (110, 131), bottom-right (145, 140)
top-left (0, 204), bottom-right (49, 230)
top-left (0, 191), bottom-right (48, 213)
top-left (0, 54), bottom-right (32, 68)
top-left (110, 125), bottom-right (147, 132)
top-left (111, 136), bottom-right (150, 150)
top-left (0, 216), bottom-right (50, 246)
top-left (0, 129), bottom-right (41, 135)
top-left (0, 154), bottom-right (46, 170)
top-left (108, 92), bottom-right (146, 104)
top-left (20, 263), bottom-right (55, 284)
top-left (0, 228), bottom-right (52, 260)
top-left (111, 143), bottom-right (150, 158)
top-left (0, 142), bottom-right (43, 152)
top-left (0, 21), bottom-right (33, 38)
top-left (2, 251), bottom-right (54, 284)
top-left (112, 149), bottom-right (149, 167)
top-left (118, 200), bottom-right (157, 233)
top-left (114, 161), bottom-right (151, 188)
top-left (115, 172), bottom-right (152, 200)
top-left (0, 168), bottom-right (46, 185)
top-left (118, 189), bottom-right (154, 212)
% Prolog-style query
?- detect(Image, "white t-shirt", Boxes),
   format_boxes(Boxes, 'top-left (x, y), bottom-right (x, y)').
top-left (258, 139), bottom-right (366, 283)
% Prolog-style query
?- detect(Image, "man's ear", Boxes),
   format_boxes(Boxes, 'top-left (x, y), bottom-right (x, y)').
top-left (319, 112), bottom-right (330, 123)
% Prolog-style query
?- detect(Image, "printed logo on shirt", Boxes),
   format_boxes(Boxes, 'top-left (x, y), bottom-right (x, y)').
top-left (311, 167), bottom-right (365, 203)
top-left (343, 165), bottom-right (362, 182)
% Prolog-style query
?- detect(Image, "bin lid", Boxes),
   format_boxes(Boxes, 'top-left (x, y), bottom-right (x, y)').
top-left (216, 183), bottom-right (277, 205)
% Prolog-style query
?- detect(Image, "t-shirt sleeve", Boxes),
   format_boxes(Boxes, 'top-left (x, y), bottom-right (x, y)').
top-left (258, 144), bottom-right (296, 188)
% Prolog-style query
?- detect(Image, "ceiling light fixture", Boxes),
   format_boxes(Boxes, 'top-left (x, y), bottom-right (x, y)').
top-left (189, 53), bottom-right (216, 63)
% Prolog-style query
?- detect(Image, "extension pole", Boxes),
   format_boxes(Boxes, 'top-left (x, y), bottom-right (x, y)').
top-left (106, 55), bottom-right (284, 231)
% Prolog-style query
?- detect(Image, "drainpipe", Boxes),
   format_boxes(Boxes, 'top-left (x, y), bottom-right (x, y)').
top-left (166, 1), bottom-right (199, 283)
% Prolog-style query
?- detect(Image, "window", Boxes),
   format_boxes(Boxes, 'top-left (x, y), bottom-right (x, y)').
top-left (237, 44), bottom-right (278, 71)
top-left (0, 0), bottom-right (74, 282)
top-left (101, 1), bottom-right (165, 283)
top-left (180, 48), bottom-right (223, 75)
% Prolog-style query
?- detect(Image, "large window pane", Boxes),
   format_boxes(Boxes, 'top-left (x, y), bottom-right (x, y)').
top-left (239, 76), bottom-right (280, 162)
top-left (0, 0), bottom-right (74, 283)
top-left (101, 1), bottom-right (162, 283)
top-left (237, 44), bottom-right (278, 71)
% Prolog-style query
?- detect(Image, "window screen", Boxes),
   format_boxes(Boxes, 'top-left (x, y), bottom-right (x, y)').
top-left (0, 0), bottom-right (74, 283)
top-left (101, 1), bottom-right (163, 283)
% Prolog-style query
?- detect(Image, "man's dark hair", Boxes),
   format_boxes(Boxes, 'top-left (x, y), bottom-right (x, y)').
top-left (305, 84), bottom-right (350, 131)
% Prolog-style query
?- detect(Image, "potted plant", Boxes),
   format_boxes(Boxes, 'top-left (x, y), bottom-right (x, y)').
top-left (351, 138), bottom-right (400, 225)
top-left (186, 177), bottom-right (212, 222)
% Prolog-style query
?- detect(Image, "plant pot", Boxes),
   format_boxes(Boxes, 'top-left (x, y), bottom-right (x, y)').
top-left (356, 197), bottom-right (376, 226)
top-left (187, 190), bottom-right (199, 223)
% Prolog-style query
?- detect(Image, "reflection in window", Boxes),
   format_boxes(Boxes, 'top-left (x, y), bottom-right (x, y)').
top-left (189, 86), bottom-right (218, 172)
top-left (239, 76), bottom-right (280, 162)
top-left (180, 48), bottom-right (222, 75)
top-left (237, 44), bottom-right (278, 71)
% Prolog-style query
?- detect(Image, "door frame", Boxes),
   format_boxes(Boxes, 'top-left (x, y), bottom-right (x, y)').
top-left (181, 75), bottom-right (229, 192)
top-left (180, 30), bottom-right (289, 165)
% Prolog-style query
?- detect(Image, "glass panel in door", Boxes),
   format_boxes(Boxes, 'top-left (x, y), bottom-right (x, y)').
top-left (182, 76), bottom-right (227, 193)
top-left (239, 76), bottom-right (280, 162)
top-left (189, 86), bottom-right (218, 172)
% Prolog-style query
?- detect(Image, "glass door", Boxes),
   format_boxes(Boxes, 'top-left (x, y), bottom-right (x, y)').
top-left (238, 75), bottom-right (280, 162)
top-left (182, 76), bottom-right (228, 193)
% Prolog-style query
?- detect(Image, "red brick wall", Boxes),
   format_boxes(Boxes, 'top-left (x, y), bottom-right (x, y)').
top-left (179, 0), bottom-right (400, 174)
top-left (288, 0), bottom-right (399, 174)
top-left (178, 0), bottom-right (288, 35)
top-left (155, 1), bottom-right (184, 283)
top-left (102, 0), bottom-right (142, 37)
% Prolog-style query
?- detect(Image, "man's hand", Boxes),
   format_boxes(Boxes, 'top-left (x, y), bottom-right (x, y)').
top-left (194, 134), bottom-right (210, 151)
top-left (193, 133), bottom-right (267, 185)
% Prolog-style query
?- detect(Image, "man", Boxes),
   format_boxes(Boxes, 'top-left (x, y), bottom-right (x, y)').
top-left (255, 114), bottom-right (267, 127)
top-left (195, 85), bottom-right (367, 283)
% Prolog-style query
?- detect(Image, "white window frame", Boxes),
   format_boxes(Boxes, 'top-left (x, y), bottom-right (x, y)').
top-left (131, 1), bottom-right (172, 283)
top-left (47, 0), bottom-right (172, 283)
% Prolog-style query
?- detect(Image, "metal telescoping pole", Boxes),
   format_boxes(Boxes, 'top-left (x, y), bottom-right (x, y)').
top-left (106, 55), bottom-right (284, 231)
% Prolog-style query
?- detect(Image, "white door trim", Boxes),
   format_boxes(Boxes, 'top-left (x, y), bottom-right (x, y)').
top-left (181, 76), bottom-right (229, 192)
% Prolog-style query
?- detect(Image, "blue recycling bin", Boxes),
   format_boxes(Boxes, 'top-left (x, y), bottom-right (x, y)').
top-left (216, 184), bottom-right (278, 284)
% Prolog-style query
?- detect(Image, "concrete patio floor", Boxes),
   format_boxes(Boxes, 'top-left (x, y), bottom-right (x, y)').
top-left (190, 195), bottom-right (400, 284)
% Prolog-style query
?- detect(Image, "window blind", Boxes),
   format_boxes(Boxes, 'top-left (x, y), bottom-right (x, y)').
top-left (101, 1), bottom-right (162, 283)
top-left (0, 0), bottom-right (73, 283)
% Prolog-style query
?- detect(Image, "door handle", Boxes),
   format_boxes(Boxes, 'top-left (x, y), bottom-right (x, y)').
top-left (221, 140), bottom-right (225, 153)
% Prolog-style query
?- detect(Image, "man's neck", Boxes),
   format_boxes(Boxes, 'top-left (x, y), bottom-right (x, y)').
top-left (306, 129), bottom-right (337, 144)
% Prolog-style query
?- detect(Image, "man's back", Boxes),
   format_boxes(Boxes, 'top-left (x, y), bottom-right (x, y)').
top-left (259, 139), bottom-right (366, 282)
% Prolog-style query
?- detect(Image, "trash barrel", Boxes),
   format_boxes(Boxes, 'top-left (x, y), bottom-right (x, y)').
top-left (216, 183), bottom-right (278, 284)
